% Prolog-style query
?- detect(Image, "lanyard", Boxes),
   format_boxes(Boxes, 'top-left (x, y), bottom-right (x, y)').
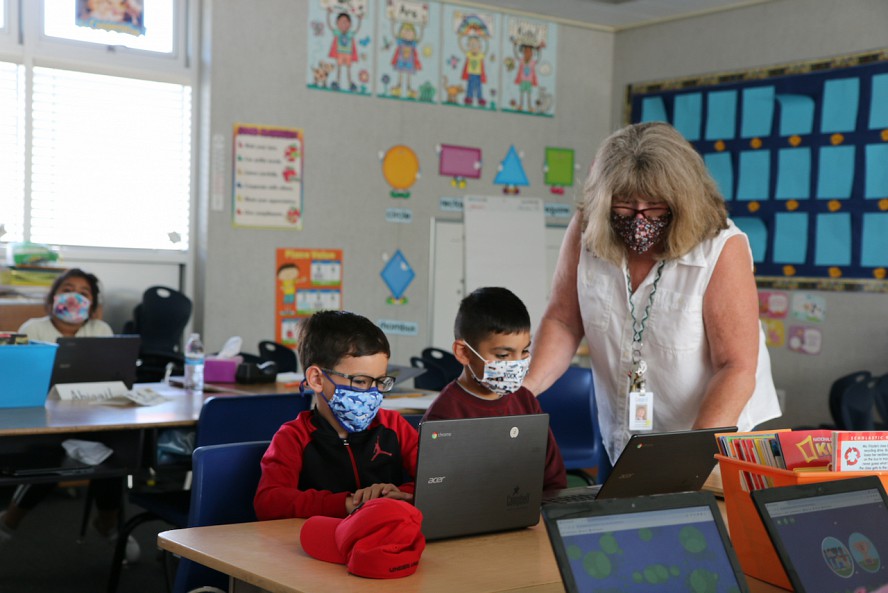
top-left (625, 260), bottom-right (665, 391)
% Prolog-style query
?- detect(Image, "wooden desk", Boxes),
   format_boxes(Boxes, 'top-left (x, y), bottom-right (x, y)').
top-left (158, 514), bottom-right (789, 593)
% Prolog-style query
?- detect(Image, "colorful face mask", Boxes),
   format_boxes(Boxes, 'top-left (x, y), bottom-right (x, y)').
top-left (462, 341), bottom-right (530, 396)
top-left (52, 292), bottom-right (92, 324)
top-left (611, 210), bottom-right (672, 254)
top-left (320, 371), bottom-right (383, 433)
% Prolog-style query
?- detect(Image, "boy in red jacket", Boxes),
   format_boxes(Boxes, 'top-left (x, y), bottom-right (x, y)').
top-left (422, 287), bottom-right (567, 491)
top-left (255, 311), bottom-right (418, 519)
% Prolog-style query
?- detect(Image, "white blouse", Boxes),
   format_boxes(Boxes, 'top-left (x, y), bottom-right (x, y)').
top-left (19, 316), bottom-right (114, 342)
top-left (577, 220), bottom-right (781, 463)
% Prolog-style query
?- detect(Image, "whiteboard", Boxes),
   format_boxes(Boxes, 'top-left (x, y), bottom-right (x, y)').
top-left (429, 213), bottom-right (567, 350)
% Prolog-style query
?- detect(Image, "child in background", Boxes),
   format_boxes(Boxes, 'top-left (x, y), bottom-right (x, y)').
top-left (254, 310), bottom-right (418, 519)
top-left (422, 287), bottom-right (567, 491)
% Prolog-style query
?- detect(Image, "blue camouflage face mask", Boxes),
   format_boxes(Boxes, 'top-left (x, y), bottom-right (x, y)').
top-left (320, 371), bottom-right (383, 433)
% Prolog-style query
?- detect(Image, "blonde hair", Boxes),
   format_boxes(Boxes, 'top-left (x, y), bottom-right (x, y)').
top-left (581, 122), bottom-right (728, 264)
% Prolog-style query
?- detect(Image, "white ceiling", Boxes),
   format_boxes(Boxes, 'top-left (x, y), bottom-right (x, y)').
top-left (464, 0), bottom-right (775, 31)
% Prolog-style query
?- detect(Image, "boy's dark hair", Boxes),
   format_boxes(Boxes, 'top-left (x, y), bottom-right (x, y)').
top-left (46, 268), bottom-right (101, 317)
top-left (297, 310), bottom-right (390, 369)
top-left (454, 287), bottom-right (530, 346)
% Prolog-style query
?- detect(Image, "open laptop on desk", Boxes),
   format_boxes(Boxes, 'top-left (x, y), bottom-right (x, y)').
top-left (413, 414), bottom-right (549, 540)
top-left (751, 476), bottom-right (888, 593)
top-left (543, 490), bottom-right (750, 593)
top-left (50, 335), bottom-right (141, 390)
top-left (543, 427), bottom-right (737, 504)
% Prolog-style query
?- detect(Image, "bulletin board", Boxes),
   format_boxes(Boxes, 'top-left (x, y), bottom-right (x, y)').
top-left (627, 50), bottom-right (888, 292)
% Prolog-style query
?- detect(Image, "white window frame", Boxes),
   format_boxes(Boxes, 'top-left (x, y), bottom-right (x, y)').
top-left (0, 0), bottom-right (199, 269)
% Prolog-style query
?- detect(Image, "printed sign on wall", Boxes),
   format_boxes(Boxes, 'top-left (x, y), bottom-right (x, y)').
top-left (276, 248), bottom-right (343, 347)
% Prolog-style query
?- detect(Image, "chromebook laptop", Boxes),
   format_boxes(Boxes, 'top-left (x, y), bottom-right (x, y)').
top-left (543, 427), bottom-right (736, 504)
top-left (413, 414), bottom-right (549, 540)
top-left (49, 336), bottom-right (141, 390)
top-left (543, 490), bottom-right (750, 593)
top-left (751, 476), bottom-right (888, 593)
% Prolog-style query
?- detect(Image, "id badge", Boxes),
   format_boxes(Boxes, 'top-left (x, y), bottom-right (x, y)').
top-left (629, 391), bottom-right (654, 431)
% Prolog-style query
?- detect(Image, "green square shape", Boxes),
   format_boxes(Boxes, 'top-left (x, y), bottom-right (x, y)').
top-left (545, 147), bottom-right (575, 187)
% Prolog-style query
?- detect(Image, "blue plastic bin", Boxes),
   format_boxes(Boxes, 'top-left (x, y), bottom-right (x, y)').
top-left (0, 341), bottom-right (58, 408)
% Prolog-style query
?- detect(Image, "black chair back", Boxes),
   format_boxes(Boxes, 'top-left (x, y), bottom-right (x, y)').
top-left (258, 340), bottom-right (299, 373)
top-left (410, 356), bottom-right (450, 391)
top-left (829, 370), bottom-right (871, 429)
top-left (421, 347), bottom-right (462, 381)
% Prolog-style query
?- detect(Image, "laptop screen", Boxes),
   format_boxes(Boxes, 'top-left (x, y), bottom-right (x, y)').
top-left (753, 478), bottom-right (888, 593)
top-left (544, 493), bottom-right (748, 593)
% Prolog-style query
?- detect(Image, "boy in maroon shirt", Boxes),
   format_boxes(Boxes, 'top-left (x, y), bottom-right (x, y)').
top-left (422, 287), bottom-right (567, 491)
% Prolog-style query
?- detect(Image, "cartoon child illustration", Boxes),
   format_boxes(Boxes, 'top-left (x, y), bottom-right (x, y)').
top-left (459, 34), bottom-right (488, 107)
top-left (513, 41), bottom-right (543, 112)
top-left (277, 263), bottom-right (301, 305)
top-left (326, 9), bottom-right (363, 92)
top-left (390, 21), bottom-right (424, 99)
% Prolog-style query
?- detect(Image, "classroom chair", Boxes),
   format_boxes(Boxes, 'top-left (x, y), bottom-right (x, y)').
top-left (824, 370), bottom-right (871, 429)
top-left (107, 393), bottom-right (310, 593)
top-left (172, 440), bottom-right (270, 593)
top-left (537, 366), bottom-right (611, 485)
top-left (420, 347), bottom-right (462, 382)
top-left (124, 286), bottom-right (193, 382)
top-left (839, 376), bottom-right (878, 431)
top-left (876, 373), bottom-right (888, 428)
top-left (258, 340), bottom-right (299, 373)
top-left (410, 356), bottom-right (450, 391)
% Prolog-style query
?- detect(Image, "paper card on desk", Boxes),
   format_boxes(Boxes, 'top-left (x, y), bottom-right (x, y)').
top-left (98, 387), bottom-right (170, 407)
top-left (276, 371), bottom-right (304, 384)
top-left (49, 381), bottom-right (130, 402)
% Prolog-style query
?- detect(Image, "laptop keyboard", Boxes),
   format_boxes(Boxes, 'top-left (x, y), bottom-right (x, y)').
top-left (542, 484), bottom-right (602, 505)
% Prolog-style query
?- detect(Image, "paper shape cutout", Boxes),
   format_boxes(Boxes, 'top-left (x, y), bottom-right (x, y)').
top-left (673, 92), bottom-right (702, 141)
top-left (862, 213), bottom-right (888, 267)
top-left (868, 73), bottom-right (888, 129)
top-left (641, 96), bottom-right (667, 122)
top-left (705, 90), bottom-right (737, 140)
top-left (776, 94), bottom-right (815, 136)
top-left (493, 145), bottom-right (529, 194)
top-left (761, 318), bottom-right (786, 348)
top-left (773, 213), bottom-right (808, 264)
top-left (776, 148), bottom-right (811, 200)
top-left (380, 249), bottom-right (415, 302)
top-left (736, 150), bottom-right (770, 201)
top-left (791, 293), bottom-right (826, 323)
top-left (820, 77), bottom-right (859, 133)
top-left (733, 217), bottom-right (767, 263)
top-left (704, 152), bottom-right (733, 201)
top-left (543, 147), bottom-right (574, 195)
top-left (816, 146), bottom-right (855, 199)
top-left (788, 326), bottom-right (822, 356)
top-left (438, 144), bottom-right (481, 188)
top-left (382, 145), bottom-right (420, 198)
top-left (865, 144), bottom-right (888, 199)
top-left (814, 213), bottom-right (851, 266)
top-left (741, 86), bottom-right (775, 138)
top-left (759, 291), bottom-right (789, 319)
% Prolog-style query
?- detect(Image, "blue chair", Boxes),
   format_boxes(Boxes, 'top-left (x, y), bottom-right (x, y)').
top-left (172, 440), bottom-right (269, 593)
top-left (874, 373), bottom-right (888, 429)
top-left (825, 370), bottom-right (871, 429)
top-left (108, 393), bottom-right (310, 593)
top-left (537, 366), bottom-right (611, 485)
top-left (840, 376), bottom-right (878, 431)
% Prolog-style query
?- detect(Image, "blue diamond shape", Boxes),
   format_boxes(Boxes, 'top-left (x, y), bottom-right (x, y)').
top-left (380, 250), bottom-right (415, 300)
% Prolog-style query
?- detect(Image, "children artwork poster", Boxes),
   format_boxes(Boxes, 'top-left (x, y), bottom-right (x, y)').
top-left (439, 6), bottom-right (500, 110)
top-left (376, 0), bottom-right (441, 103)
top-left (232, 124), bottom-right (304, 230)
top-left (500, 16), bottom-right (557, 117)
top-left (306, 0), bottom-right (374, 95)
top-left (276, 248), bottom-right (344, 347)
top-left (76, 0), bottom-right (145, 37)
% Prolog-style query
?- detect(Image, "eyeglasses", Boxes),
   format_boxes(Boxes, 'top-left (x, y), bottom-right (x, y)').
top-left (321, 368), bottom-right (397, 393)
top-left (611, 204), bottom-right (671, 220)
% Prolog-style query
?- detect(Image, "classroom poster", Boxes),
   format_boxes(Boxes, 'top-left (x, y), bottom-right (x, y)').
top-left (438, 6), bottom-right (500, 110)
top-left (232, 124), bottom-right (304, 230)
top-left (275, 248), bottom-right (343, 347)
top-left (376, 0), bottom-right (440, 103)
top-left (76, 0), bottom-right (145, 36)
top-left (306, 0), bottom-right (374, 95)
top-left (500, 15), bottom-right (557, 117)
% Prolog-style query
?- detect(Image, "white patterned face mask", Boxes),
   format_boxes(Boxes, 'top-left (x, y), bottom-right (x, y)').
top-left (462, 341), bottom-right (530, 396)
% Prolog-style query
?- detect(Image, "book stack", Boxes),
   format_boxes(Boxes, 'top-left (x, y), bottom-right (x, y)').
top-left (0, 332), bottom-right (29, 345)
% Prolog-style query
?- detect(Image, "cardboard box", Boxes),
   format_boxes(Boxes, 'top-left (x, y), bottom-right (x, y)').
top-left (0, 341), bottom-right (58, 407)
top-left (716, 453), bottom-right (888, 589)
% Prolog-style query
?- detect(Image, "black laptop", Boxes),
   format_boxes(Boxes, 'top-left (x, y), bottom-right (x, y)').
top-left (751, 476), bottom-right (888, 593)
top-left (544, 427), bottom-right (737, 504)
top-left (49, 336), bottom-right (141, 390)
top-left (543, 490), bottom-right (750, 593)
top-left (413, 414), bottom-right (549, 540)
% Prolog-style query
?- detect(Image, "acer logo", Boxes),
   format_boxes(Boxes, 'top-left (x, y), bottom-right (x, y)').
top-left (427, 476), bottom-right (445, 484)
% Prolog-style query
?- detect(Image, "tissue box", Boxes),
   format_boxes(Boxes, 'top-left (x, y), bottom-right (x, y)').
top-left (0, 341), bottom-right (58, 407)
top-left (205, 357), bottom-right (242, 383)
